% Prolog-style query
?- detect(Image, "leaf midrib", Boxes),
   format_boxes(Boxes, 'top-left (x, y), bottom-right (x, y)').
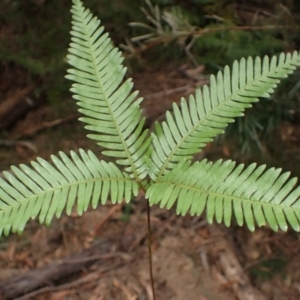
top-left (155, 181), bottom-right (299, 211)
top-left (0, 175), bottom-right (133, 214)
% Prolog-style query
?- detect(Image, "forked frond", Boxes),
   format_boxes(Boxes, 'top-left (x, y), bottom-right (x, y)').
top-left (0, 149), bottom-right (138, 236)
top-left (66, 0), bottom-right (151, 179)
top-left (146, 159), bottom-right (300, 232)
top-left (150, 52), bottom-right (300, 180)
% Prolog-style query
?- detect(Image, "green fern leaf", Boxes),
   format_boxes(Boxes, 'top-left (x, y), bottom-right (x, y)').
top-left (150, 52), bottom-right (300, 180)
top-left (146, 159), bottom-right (300, 232)
top-left (66, 0), bottom-right (151, 179)
top-left (0, 149), bottom-right (138, 236)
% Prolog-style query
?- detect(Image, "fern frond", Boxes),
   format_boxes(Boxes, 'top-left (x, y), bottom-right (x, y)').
top-left (150, 52), bottom-right (300, 180)
top-left (66, 0), bottom-right (151, 179)
top-left (146, 159), bottom-right (300, 232)
top-left (0, 149), bottom-right (138, 236)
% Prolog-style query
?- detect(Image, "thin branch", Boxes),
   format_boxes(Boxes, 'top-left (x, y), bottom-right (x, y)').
top-left (14, 264), bottom-right (124, 300)
top-left (146, 199), bottom-right (156, 300)
top-left (124, 24), bottom-right (297, 57)
top-left (0, 140), bottom-right (38, 153)
top-left (13, 113), bottom-right (79, 139)
top-left (189, 24), bottom-right (295, 36)
top-left (93, 203), bottom-right (123, 235)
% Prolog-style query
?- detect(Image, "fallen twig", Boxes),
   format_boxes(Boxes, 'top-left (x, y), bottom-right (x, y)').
top-left (209, 225), bottom-right (267, 300)
top-left (93, 203), bottom-right (123, 235)
top-left (0, 239), bottom-right (115, 300)
top-left (0, 85), bottom-right (40, 129)
top-left (14, 263), bottom-right (126, 300)
top-left (13, 113), bottom-right (80, 139)
top-left (0, 140), bottom-right (38, 153)
top-left (124, 24), bottom-right (297, 57)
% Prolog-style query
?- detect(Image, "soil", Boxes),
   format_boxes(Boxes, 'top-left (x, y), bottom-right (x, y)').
top-left (1, 62), bottom-right (300, 300)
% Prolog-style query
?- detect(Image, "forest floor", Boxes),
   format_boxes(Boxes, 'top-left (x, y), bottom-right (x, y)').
top-left (1, 62), bottom-right (300, 300)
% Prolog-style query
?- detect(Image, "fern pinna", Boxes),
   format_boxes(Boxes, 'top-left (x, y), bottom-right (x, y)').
top-left (1, 0), bottom-right (300, 236)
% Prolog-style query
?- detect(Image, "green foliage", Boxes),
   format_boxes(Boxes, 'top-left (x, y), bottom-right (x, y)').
top-left (129, 0), bottom-right (294, 66)
top-left (1, 0), bottom-right (300, 237)
top-left (0, 0), bottom-right (145, 103)
top-left (127, 0), bottom-right (300, 155)
top-left (0, 150), bottom-right (138, 235)
top-left (0, 0), bottom-right (72, 101)
top-left (249, 258), bottom-right (287, 280)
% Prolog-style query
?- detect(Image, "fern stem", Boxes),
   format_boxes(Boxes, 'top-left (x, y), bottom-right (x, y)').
top-left (127, 25), bottom-right (297, 57)
top-left (146, 198), bottom-right (156, 300)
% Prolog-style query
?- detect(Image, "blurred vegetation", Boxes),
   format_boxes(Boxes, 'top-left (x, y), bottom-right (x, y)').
top-left (0, 0), bottom-right (145, 103)
top-left (1, 0), bottom-right (300, 158)
top-left (126, 0), bottom-right (300, 156)
top-left (249, 258), bottom-right (287, 280)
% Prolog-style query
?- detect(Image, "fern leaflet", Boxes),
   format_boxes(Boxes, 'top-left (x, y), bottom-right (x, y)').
top-left (150, 52), bottom-right (300, 179)
top-left (0, 149), bottom-right (138, 236)
top-left (66, 0), bottom-right (151, 179)
top-left (147, 159), bottom-right (300, 232)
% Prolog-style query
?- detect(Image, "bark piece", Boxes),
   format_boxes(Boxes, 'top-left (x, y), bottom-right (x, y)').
top-left (0, 239), bottom-right (114, 300)
top-left (0, 86), bottom-right (43, 129)
top-left (209, 225), bottom-right (267, 300)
